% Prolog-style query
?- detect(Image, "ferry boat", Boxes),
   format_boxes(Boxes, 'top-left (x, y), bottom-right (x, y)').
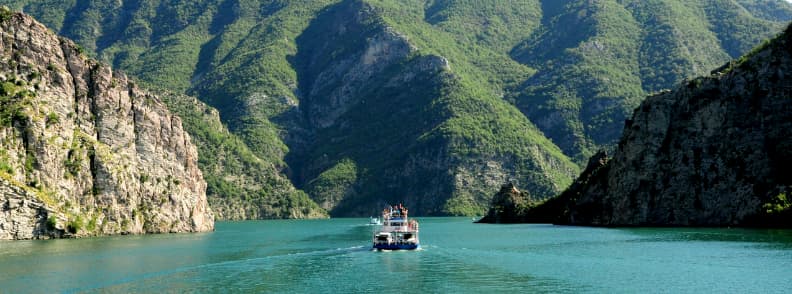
top-left (372, 204), bottom-right (419, 250)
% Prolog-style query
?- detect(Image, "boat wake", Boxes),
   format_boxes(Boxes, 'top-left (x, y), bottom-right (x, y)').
top-left (372, 247), bottom-right (426, 252)
top-left (67, 245), bottom-right (370, 292)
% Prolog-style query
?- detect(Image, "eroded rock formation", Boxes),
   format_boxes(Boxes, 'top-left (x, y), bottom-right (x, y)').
top-left (0, 9), bottom-right (213, 239)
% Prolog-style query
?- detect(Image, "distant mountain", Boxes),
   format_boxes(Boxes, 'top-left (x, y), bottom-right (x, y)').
top-left (2, 0), bottom-right (790, 216)
top-left (512, 0), bottom-right (790, 161)
top-left (492, 24), bottom-right (792, 227)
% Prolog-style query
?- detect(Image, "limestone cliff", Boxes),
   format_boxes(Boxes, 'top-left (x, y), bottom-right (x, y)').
top-left (0, 8), bottom-right (213, 239)
top-left (552, 25), bottom-right (792, 227)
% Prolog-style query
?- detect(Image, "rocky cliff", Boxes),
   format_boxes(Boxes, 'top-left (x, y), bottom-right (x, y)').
top-left (476, 183), bottom-right (533, 224)
top-left (4, 0), bottom-right (789, 217)
top-left (549, 25), bottom-right (792, 227)
top-left (478, 152), bottom-right (610, 224)
top-left (0, 8), bottom-right (213, 239)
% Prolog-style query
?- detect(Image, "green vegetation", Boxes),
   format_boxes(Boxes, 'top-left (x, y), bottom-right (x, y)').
top-left (159, 93), bottom-right (326, 219)
top-left (23, 149), bottom-right (36, 175)
top-left (0, 150), bottom-right (12, 175)
top-left (45, 112), bottom-right (59, 127)
top-left (370, 0), bottom-right (537, 91)
top-left (66, 215), bottom-right (83, 234)
top-left (86, 215), bottom-right (98, 232)
top-left (737, 0), bottom-right (792, 21)
top-left (764, 193), bottom-right (791, 215)
top-left (62, 131), bottom-right (87, 178)
top-left (85, 213), bottom-right (99, 234)
top-left (701, 0), bottom-right (785, 58)
top-left (0, 80), bottom-right (33, 127)
top-left (737, 38), bottom-right (774, 66)
top-left (286, 0), bottom-right (579, 215)
top-left (3, 0), bottom-right (789, 216)
top-left (0, 5), bottom-right (12, 22)
top-left (305, 158), bottom-right (358, 212)
top-left (0, 160), bottom-right (12, 174)
top-left (509, 0), bottom-right (787, 161)
top-left (444, 196), bottom-right (487, 217)
top-left (46, 216), bottom-right (57, 230)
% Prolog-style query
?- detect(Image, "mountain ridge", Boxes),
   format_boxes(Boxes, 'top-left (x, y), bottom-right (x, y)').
top-left (3, 0), bottom-right (790, 216)
top-left (480, 23), bottom-right (792, 226)
top-left (560, 24), bottom-right (792, 226)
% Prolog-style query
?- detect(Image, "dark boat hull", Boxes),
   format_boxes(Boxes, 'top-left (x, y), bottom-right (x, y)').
top-left (373, 243), bottom-right (419, 250)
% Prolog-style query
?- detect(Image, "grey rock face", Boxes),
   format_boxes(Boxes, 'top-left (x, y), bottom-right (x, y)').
top-left (0, 10), bottom-right (213, 239)
top-left (560, 26), bottom-right (792, 226)
top-left (0, 178), bottom-right (64, 239)
top-left (298, 2), bottom-right (417, 130)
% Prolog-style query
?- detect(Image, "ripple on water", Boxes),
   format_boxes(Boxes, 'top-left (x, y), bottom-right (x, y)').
top-left (1, 218), bottom-right (791, 293)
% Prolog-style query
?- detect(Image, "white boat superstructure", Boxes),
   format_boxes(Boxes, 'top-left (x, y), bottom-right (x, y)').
top-left (372, 204), bottom-right (419, 250)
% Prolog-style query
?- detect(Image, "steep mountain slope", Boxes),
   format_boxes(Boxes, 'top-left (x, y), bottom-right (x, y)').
top-left (736, 0), bottom-right (792, 22)
top-left (512, 0), bottom-right (791, 161)
top-left (3, 0), bottom-right (790, 216)
top-left (291, 0), bottom-right (578, 215)
top-left (536, 25), bottom-right (792, 226)
top-left (158, 93), bottom-right (326, 219)
top-left (0, 9), bottom-right (213, 239)
top-left (0, 1), bottom-right (329, 220)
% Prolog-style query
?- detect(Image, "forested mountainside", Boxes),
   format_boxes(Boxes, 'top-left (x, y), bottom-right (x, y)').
top-left (0, 9), bottom-right (213, 239)
top-left (560, 23), bottom-right (792, 226)
top-left (481, 24), bottom-right (792, 227)
top-left (157, 93), bottom-right (326, 220)
top-left (2, 0), bottom-right (789, 216)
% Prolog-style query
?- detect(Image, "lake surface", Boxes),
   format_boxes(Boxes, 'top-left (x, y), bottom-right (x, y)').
top-left (1, 218), bottom-right (791, 293)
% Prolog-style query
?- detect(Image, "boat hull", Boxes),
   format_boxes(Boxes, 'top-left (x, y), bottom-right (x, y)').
top-left (373, 243), bottom-right (420, 250)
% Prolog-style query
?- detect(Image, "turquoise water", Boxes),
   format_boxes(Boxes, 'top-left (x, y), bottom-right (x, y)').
top-left (1, 218), bottom-right (791, 293)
